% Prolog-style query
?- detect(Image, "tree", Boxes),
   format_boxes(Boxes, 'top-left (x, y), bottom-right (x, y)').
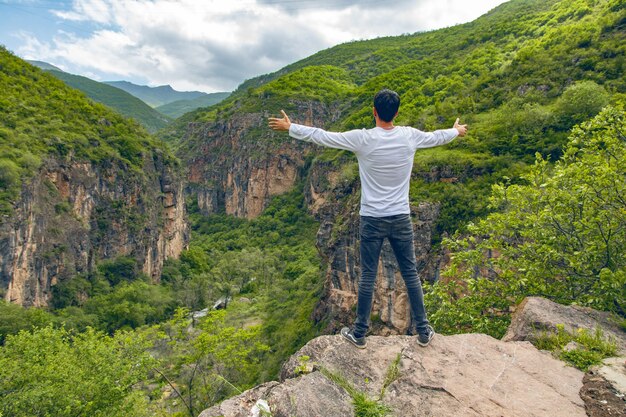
top-left (84, 281), bottom-right (174, 333)
top-left (0, 326), bottom-right (156, 417)
top-left (427, 106), bottom-right (626, 337)
top-left (154, 308), bottom-right (269, 416)
top-left (211, 248), bottom-right (278, 306)
top-left (554, 80), bottom-right (610, 127)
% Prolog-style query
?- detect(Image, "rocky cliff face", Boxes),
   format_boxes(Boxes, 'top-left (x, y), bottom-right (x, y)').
top-left (184, 101), bottom-right (340, 219)
top-left (0, 153), bottom-right (187, 307)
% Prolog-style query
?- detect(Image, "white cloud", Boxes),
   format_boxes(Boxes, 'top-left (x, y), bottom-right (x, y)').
top-left (19, 0), bottom-right (508, 92)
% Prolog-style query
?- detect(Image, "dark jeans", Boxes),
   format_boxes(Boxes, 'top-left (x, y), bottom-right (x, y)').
top-left (354, 213), bottom-right (429, 337)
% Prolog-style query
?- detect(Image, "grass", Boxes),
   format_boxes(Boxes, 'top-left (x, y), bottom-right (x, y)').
top-left (534, 324), bottom-right (618, 371)
top-left (318, 355), bottom-right (404, 417)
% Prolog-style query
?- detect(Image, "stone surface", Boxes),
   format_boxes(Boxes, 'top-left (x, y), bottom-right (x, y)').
top-left (199, 382), bottom-right (280, 417)
top-left (199, 333), bottom-right (587, 417)
top-left (199, 372), bottom-right (353, 417)
top-left (594, 357), bottom-right (626, 396)
top-left (502, 297), bottom-right (626, 355)
top-left (185, 101), bottom-right (336, 219)
top-left (0, 156), bottom-right (188, 307)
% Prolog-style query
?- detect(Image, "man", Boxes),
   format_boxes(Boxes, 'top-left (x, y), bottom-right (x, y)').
top-left (268, 89), bottom-right (467, 348)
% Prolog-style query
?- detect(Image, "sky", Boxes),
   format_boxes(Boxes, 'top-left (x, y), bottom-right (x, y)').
top-left (0, 0), bottom-right (509, 93)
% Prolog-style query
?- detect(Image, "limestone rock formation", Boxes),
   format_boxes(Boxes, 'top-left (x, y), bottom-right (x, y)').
top-left (184, 101), bottom-right (338, 219)
top-left (199, 333), bottom-right (587, 417)
top-left (0, 155), bottom-right (188, 307)
top-left (502, 296), bottom-right (626, 416)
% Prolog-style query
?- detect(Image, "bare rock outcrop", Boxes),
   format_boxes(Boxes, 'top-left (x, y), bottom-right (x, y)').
top-left (0, 155), bottom-right (188, 307)
top-left (502, 297), bottom-right (626, 355)
top-left (200, 333), bottom-right (586, 417)
top-left (502, 297), bottom-right (626, 416)
top-left (184, 101), bottom-right (339, 219)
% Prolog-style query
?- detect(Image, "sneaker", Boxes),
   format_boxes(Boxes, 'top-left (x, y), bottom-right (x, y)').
top-left (417, 325), bottom-right (435, 347)
top-left (341, 327), bottom-right (366, 349)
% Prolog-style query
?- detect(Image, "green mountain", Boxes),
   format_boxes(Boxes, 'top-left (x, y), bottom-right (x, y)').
top-left (26, 60), bottom-right (63, 71)
top-left (0, 47), bottom-right (179, 215)
top-left (104, 80), bottom-right (207, 107)
top-left (155, 92), bottom-right (231, 118)
top-left (26, 64), bottom-right (172, 133)
top-left (0, 47), bottom-right (186, 308)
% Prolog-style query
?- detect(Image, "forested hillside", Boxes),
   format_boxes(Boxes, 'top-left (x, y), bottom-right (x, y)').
top-left (44, 69), bottom-right (172, 132)
top-left (0, 47), bottom-right (186, 307)
top-left (1, 0), bottom-right (625, 415)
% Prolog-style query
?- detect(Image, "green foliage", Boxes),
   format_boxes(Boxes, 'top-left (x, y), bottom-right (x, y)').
top-left (82, 282), bottom-right (173, 334)
top-left (427, 106), bottom-right (626, 337)
top-left (255, 65), bottom-right (356, 104)
top-left (0, 47), bottom-right (176, 216)
top-left (0, 326), bottom-right (156, 417)
top-left (45, 69), bottom-right (172, 133)
top-left (554, 80), bottom-right (610, 127)
top-left (534, 324), bottom-right (618, 370)
top-left (294, 355), bottom-right (312, 376)
top-left (319, 367), bottom-right (392, 417)
top-left (98, 256), bottom-right (141, 286)
top-left (379, 354), bottom-right (401, 400)
top-left (0, 301), bottom-right (58, 344)
top-left (151, 308), bottom-right (269, 416)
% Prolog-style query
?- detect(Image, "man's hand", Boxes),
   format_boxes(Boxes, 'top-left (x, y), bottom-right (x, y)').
top-left (268, 110), bottom-right (291, 131)
top-left (454, 118), bottom-right (468, 137)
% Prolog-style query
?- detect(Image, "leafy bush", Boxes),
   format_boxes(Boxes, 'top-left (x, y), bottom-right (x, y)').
top-left (427, 106), bottom-right (626, 337)
top-left (554, 80), bottom-right (610, 127)
top-left (0, 326), bottom-right (156, 417)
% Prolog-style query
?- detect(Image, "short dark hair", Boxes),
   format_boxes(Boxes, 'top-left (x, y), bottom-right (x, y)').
top-left (374, 89), bottom-right (400, 122)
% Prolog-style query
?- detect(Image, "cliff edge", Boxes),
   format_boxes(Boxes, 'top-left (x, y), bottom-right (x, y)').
top-left (200, 297), bottom-right (626, 417)
top-left (201, 332), bottom-right (586, 417)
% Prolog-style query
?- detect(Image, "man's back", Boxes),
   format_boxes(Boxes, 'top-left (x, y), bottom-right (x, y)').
top-left (356, 126), bottom-right (421, 217)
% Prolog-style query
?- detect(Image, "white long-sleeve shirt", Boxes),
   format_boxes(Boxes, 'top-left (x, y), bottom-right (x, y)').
top-left (289, 124), bottom-right (458, 217)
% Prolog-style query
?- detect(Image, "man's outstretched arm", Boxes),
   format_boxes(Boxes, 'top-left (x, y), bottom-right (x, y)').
top-left (412, 117), bottom-right (468, 149)
top-left (268, 110), bottom-right (362, 152)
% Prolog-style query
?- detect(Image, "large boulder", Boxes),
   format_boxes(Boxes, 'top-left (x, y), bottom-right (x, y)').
top-left (502, 297), bottom-right (626, 355)
top-left (199, 333), bottom-right (586, 417)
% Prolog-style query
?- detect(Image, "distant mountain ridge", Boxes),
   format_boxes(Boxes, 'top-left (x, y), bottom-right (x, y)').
top-left (155, 92), bottom-right (231, 119)
top-left (27, 61), bottom-right (171, 132)
top-left (105, 81), bottom-right (207, 107)
top-left (26, 60), bottom-right (63, 71)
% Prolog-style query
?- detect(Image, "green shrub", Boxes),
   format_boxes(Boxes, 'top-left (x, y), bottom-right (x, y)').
top-left (535, 325), bottom-right (618, 371)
